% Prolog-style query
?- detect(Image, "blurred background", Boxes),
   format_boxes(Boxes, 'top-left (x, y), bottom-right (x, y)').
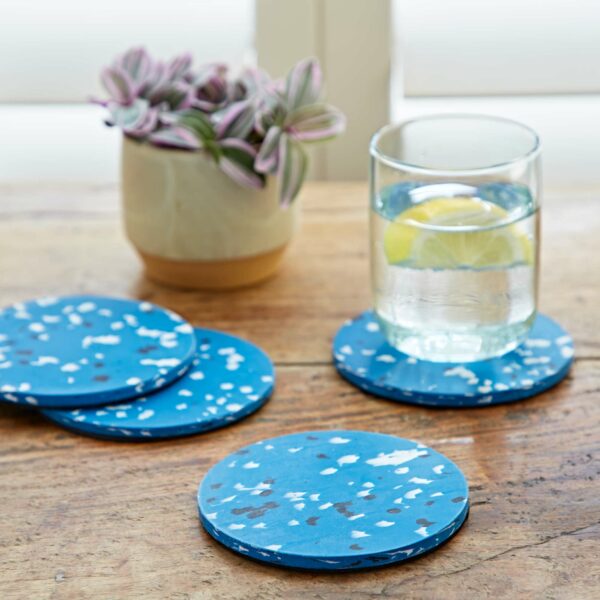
top-left (1, 0), bottom-right (599, 189)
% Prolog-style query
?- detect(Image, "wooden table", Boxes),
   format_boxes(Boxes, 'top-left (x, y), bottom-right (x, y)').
top-left (0, 182), bottom-right (598, 599)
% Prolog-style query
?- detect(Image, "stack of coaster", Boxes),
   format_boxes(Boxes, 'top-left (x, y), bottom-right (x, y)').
top-left (0, 295), bottom-right (274, 440)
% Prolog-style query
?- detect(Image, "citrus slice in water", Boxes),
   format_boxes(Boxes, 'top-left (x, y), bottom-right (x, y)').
top-left (383, 196), bottom-right (533, 268)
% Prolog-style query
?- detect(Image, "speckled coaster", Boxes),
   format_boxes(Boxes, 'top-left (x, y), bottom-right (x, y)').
top-left (198, 430), bottom-right (469, 571)
top-left (333, 311), bottom-right (574, 408)
top-left (42, 329), bottom-right (274, 440)
top-left (0, 295), bottom-right (197, 408)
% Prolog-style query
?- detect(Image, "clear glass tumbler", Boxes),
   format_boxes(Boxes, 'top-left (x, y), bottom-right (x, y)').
top-left (369, 114), bottom-right (541, 363)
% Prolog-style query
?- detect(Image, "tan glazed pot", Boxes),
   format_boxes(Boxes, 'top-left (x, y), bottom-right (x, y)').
top-left (121, 137), bottom-right (300, 290)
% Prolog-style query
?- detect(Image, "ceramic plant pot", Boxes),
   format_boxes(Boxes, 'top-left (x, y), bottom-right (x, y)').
top-left (121, 137), bottom-right (300, 290)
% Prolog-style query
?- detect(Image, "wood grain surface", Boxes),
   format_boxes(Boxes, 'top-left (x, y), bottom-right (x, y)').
top-left (0, 182), bottom-right (598, 600)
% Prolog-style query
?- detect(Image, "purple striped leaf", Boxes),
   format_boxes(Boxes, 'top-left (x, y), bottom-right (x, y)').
top-left (285, 58), bottom-right (322, 110)
top-left (89, 96), bottom-right (109, 108)
top-left (126, 109), bottom-right (159, 138)
top-left (277, 133), bottom-right (308, 206)
top-left (178, 110), bottom-right (215, 141)
top-left (285, 103), bottom-right (346, 142)
top-left (215, 100), bottom-right (255, 140)
top-left (158, 110), bottom-right (180, 126)
top-left (101, 67), bottom-right (135, 105)
top-left (148, 126), bottom-right (201, 150)
top-left (106, 99), bottom-right (159, 137)
top-left (219, 138), bottom-right (264, 189)
top-left (117, 47), bottom-right (152, 87)
top-left (141, 61), bottom-right (169, 97)
top-left (147, 81), bottom-right (195, 110)
top-left (193, 98), bottom-right (225, 112)
top-left (219, 158), bottom-right (264, 189)
top-left (196, 62), bottom-right (228, 85)
top-left (232, 67), bottom-right (272, 101)
top-left (255, 126), bottom-right (282, 174)
top-left (219, 137), bottom-right (258, 157)
top-left (254, 92), bottom-right (286, 136)
top-left (193, 63), bottom-right (229, 112)
top-left (165, 52), bottom-right (193, 81)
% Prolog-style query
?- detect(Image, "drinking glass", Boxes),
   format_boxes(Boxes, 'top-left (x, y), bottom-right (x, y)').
top-left (369, 114), bottom-right (541, 362)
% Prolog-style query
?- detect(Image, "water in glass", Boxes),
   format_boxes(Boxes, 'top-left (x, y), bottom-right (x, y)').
top-left (371, 181), bottom-right (538, 362)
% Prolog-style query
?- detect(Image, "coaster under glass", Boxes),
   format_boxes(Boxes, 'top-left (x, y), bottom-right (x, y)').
top-left (333, 310), bottom-right (574, 408)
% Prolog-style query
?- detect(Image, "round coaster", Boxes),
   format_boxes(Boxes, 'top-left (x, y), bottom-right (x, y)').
top-left (198, 430), bottom-right (469, 571)
top-left (333, 311), bottom-right (574, 408)
top-left (42, 329), bottom-right (274, 440)
top-left (0, 295), bottom-right (196, 408)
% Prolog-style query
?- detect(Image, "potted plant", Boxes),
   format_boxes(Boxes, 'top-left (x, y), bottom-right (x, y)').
top-left (95, 47), bottom-right (346, 289)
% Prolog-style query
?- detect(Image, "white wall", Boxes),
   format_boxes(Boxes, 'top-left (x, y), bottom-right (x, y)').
top-left (396, 0), bottom-right (600, 96)
top-left (0, 0), bottom-right (255, 103)
top-left (0, 105), bottom-right (119, 182)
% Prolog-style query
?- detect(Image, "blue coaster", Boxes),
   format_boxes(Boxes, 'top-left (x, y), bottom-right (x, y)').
top-left (0, 295), bottom-right (196, 408)
top-left (198, 430), bottom-right (469, 571)
top-left (333, 311), bottom-right (574, 408)
top-left (42, 329), bottom-right (274, 440)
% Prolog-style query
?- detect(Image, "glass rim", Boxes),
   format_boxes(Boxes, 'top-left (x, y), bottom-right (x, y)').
top-left (370, 113), bottom-right (542, 176)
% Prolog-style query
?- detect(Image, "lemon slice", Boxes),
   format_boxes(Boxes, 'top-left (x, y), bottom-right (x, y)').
top-left (383, 197), bottom-right (533, 269)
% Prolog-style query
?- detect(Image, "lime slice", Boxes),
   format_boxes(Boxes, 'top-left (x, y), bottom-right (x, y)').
top-left (383, 196), bottom-right (533, 268)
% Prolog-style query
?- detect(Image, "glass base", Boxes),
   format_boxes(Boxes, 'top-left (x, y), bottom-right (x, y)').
top-left (376, 312), bottom-right (536, 363)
